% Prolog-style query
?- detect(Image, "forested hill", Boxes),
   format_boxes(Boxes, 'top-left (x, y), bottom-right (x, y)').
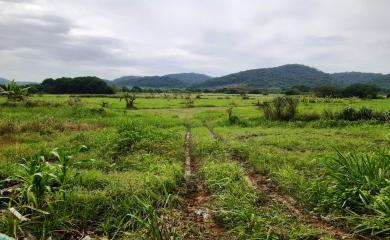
top-left (111, 73), bottom-right (211, 88)
top-left (371, 75), bottom-right (390, 89)
top-left (163, 73), bottom-right (211, 85)
top-left (196, 64), bottom-right (335, 89)
top-left (331, 72), bottom-right (384, 86)
top-left (111, 76), bottom-right (187, 88)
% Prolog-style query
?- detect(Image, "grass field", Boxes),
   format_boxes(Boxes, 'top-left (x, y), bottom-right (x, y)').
top-left (0, 94), bottom-right (389, 240)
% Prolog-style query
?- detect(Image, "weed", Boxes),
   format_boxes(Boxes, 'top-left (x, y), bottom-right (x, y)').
top-left (226, 106), bottom-right (239, 124)
top-left (184, 95), bottom-right (195, 108)
top-left (325, 151), bottom-right (390, 212)
top-left (18, 155), bottom-right (55, 208)
top-left (262, 96), bottom-right (298, 120)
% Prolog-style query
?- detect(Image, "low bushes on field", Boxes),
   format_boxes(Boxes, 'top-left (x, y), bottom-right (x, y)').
top-left (114, 120), bottom-right (179, 156)
top-left (262, 96), bottom-right (299, 121)
top-left (323, 107), bottom-right (390, 121)
top-left (226, 106), bottom-right (239, 124)
top-left (295, 113), bottom-right (321, 121)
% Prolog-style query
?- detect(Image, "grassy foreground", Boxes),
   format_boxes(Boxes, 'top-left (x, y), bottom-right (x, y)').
top-left (0, 94), bottom-right (389, 239)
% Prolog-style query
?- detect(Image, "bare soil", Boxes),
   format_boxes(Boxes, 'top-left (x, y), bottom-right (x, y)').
top-left (181, 129), bottom-right (230, 240)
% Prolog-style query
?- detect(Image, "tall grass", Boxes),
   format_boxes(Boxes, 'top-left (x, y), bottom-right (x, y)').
top-left (324, 151), bottom-right (390, 236)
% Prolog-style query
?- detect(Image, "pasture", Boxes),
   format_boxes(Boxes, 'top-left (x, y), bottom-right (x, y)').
top-left (0, 94), bottom-right (389, 240)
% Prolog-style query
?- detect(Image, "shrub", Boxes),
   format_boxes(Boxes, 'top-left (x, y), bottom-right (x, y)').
top-left (322, 109), bottom-right (335, 119)
top-left (323, 107), bottom-right (389, 122)
top-left (226, 106), bottom-right (239, 124)
top-left (342, 84), bottom-right (379, 99)
top-left (373, 111), bottom-right (390, 122)
top-left (184, 95), bottom-right (195, 108)
top-left (67, 96), bottom-right (82, 107)
top-left (296, 113), bottom-right (321, 121)
top-left (285, 89), bottom-right (301, 95)
top-left (121, 93), bottom-right (136, 109)
top-left (262, 97), bottom-right (298, 121)
top-left (241, 94), bottom-right (250, 99)
top-left (314, 85), bottom-right (342, 98)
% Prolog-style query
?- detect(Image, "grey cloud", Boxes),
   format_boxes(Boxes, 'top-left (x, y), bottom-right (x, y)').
top-left (1, 0), bottom-right (390, 82)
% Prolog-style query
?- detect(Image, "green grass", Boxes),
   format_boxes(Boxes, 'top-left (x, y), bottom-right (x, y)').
top-left (0, 94), bottom-right (389, 239)
top-left (192, 127), bottom-right (323, 239)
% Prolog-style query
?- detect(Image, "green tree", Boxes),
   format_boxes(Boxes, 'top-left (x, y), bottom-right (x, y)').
top-left (342, 83), bottom-right (379, 98)
top-left (0, 80), bottom-right (30, 101)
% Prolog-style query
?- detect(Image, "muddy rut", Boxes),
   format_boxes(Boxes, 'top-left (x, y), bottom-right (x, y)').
top-left (181, 129), bottom-right (228, 240)
top-left (206, 126), bottom-right (367, 240)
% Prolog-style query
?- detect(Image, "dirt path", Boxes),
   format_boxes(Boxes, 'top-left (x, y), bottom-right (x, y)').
top-left (181, 129), bottom-right (228, 240)
top-left (205, 126), bottom-right (367, 240)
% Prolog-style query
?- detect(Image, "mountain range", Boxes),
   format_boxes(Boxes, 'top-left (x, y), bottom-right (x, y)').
top-left (110, 73), bottom-right (211, 88)
top-left (108, 65), bottom-right (390, 90)
top-left (1, 65), bottom-right (389, 90)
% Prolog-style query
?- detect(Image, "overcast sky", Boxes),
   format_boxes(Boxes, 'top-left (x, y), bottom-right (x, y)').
top-left (1, 0), bottom-right (390, 82)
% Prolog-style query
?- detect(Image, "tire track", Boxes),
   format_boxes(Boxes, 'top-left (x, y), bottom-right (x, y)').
top-left (181, 128), bottom-right (228, 240)
top-left (205, 125), bottom-right (365, 240)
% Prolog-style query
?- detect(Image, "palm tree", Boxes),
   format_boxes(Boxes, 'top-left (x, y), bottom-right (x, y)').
top-left (0, 80), bottom-right (30, 101)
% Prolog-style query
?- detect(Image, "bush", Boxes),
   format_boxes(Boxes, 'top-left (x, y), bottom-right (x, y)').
top-left (285, 89), bottom-right (301, 95)
top-left (314, 85), bottom-right (342, 98)
top-left (342, 84), bottom-right (379, 99)
top-left (296, 113), bottom-right (321, 121)
top-left (320, 151), bottom-right (390, 236)
top-left (322, 107), bottom-right (389, 122)
top-left (327, 107), bottom-right (389, 121)
top-left (226, 106), bottom-right (239, 124)
top-left (262, 97), bottom-right (298, 121)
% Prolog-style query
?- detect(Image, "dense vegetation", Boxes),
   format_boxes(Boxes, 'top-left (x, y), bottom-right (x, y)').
top-left (196, 64), bottom-right (336, 89)
top-left (372, 74), bottom-right (390, 90)
top-left (330, 72), bottom-right (383, 86)
top-left (111, 76), bottom-right (187, 89)
top-left (41, 77), bottom-right (114, 94)
top-left (2, 65), bottom-right (389, 93)
top-left (111, 73), bottom-right (211, 88)
top-left (314, 83), bottom-right (380, 99)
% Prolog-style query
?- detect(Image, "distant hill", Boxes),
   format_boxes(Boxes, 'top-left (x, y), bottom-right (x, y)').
top-left (370, 75), bottom-right (390, 89)
top-left (111, 73), bottom-right (211, 88)
top-left (196, 64), bottom-right (335, 89)
top-left (112, 76), bottom-right (187, 88)
top-left (0, 77), bottom-right (10, 85)
top-left (331, 72), bottom-right (384, 86)
top-left (163, 73), bottom-right (211, 85)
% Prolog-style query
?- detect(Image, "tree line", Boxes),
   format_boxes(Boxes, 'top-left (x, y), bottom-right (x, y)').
top-left (1, 76), bottom-right (387, 99)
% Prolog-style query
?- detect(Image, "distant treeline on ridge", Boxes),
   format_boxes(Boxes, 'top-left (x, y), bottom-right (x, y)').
top-left (1, 64), bottom-right (389, 95)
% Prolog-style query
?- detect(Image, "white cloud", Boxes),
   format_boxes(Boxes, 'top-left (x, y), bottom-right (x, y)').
top-left (0, 0), bottom-right (390, 82)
